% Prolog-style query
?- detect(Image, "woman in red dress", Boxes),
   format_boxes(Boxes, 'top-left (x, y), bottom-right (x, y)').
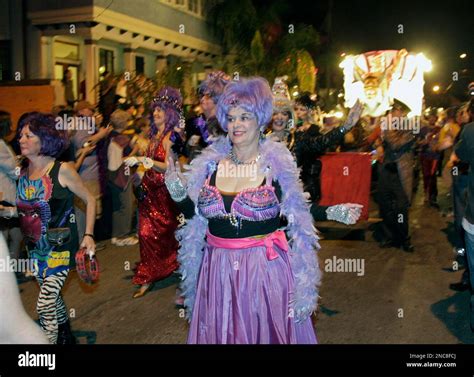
top-left (125, 87), bottom-right (182, 298)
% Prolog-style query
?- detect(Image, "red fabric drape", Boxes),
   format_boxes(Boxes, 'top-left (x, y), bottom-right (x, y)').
top-left (318, 153), bottom-right (372, 221)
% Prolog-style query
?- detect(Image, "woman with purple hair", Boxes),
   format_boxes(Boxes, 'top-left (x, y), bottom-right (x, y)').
top-left (165, 77), bottom-right (320, 343)
top-left (3, 112), bottom-right (96, 344)
top-left (124, 87), bottom-right (182, 298)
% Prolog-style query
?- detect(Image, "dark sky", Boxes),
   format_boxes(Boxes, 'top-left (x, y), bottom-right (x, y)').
top-left (331, 0), bottom-right (473, 82)
top-left (266, 0), bottom-right (473, 89)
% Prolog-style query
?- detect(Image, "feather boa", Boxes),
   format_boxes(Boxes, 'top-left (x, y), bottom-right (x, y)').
top-left (176, 136), bottom-right (321, 321)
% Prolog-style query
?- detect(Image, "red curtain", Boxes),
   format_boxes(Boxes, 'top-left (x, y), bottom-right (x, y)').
top-left (319, 153), bottom-right (372, 220)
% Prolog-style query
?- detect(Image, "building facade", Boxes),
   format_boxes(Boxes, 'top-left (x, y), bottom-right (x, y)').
top-left (0, 0), bottom-right (221, 104)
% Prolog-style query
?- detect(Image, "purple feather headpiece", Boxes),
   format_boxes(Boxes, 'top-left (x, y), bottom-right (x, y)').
top-left (198, 71), bottom-right (231, 103)
top-left (149, 86), bottom-right (183, 137)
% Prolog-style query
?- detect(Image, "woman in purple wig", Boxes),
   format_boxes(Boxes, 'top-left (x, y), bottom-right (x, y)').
top-left (124, 87), bottom-right (182, 298)
top-left (4, 112), bottom-right (96, 344)
top-left (165, 77), bottom-right (320, 343)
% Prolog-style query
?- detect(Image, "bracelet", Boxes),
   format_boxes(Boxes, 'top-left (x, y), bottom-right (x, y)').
top-left (84, 233), bottom-right (95, 240)
top-left (143, 157), bottom-right (154, 170)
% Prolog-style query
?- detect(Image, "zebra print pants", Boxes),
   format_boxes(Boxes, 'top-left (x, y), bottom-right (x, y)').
top-left (35, 270), bottom-right (69, 344)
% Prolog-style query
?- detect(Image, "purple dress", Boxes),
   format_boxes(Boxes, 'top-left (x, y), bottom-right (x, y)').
top-left (187, 168), bottom-right (317, 344)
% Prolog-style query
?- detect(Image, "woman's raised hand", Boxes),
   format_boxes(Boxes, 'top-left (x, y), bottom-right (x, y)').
top-left (343, 100), bottom-right (364, 131)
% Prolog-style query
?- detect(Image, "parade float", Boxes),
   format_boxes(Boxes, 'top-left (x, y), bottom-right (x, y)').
top-left (339, 49), bottom-right (432, 117)
top-left (318, 50), bottom-right (431, 229)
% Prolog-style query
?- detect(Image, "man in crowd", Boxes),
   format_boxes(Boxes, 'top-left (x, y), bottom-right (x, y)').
top-left (377, 100), bottom-right (416, 252)
top-left (453, 99), bottom-right (474, 331)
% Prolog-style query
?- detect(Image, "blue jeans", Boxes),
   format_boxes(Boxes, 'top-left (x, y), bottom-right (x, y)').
top-left (453, 175), bottom-right (469, 249)
top-left (464, 230), bottom-right (474, 328)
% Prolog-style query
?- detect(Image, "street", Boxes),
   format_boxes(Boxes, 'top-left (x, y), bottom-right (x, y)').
top-left (17, 181), bottom-right (474, 344)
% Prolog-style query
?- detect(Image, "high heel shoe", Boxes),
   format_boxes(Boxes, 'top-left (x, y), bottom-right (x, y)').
top-left (132, 283), bottom-right (152, 298)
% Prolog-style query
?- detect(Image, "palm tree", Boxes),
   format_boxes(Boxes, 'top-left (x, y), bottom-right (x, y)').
top-left (207, 0), bottom-right (321, 92)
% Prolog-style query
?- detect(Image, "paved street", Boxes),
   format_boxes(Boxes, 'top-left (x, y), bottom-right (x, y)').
top-left (17, 181), bottom-right (474, 344)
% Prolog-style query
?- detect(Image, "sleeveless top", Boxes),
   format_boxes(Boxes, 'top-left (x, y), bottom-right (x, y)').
top-left (16, 160), bottom-right (79, 278)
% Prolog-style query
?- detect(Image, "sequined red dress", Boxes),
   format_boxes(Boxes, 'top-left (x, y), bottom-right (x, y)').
top-left (133, 137), bottom-right (179, 285)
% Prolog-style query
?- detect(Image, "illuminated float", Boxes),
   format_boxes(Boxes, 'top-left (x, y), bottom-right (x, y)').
top-left (339, 49), bottom-right (432, 117)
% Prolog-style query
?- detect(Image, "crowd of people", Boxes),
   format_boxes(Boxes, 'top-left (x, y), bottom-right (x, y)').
top-left (1, 70), bottom-right (474, 344)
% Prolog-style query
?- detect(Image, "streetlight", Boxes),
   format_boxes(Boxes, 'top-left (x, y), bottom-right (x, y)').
top-left (460, 53), bottom-right (467, 59)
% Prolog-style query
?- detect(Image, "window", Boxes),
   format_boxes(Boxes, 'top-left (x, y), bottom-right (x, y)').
top-left (99, 48), bottom-right (114, 75)
top-left (0, 40), bottom-right (11, 81)
top-left (54, 41), bottom-right (79, 60)
top-left (188, 0), bottom-right (198, 13)
top-left (135, 56), bottom-right (145, 74)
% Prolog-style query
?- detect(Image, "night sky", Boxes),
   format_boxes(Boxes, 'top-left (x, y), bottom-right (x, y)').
top-left (256, 0), bottom-right (474, 96)
top-left (331, 0), bottom-right (474, 86)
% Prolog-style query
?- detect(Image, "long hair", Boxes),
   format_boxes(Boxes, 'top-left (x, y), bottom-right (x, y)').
top-left (216, 77), bottom-right (273, 132)
top-left (149, 86), bottom-right (183, 138)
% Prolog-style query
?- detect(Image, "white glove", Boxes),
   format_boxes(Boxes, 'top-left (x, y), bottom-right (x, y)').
top-left (124, 156), bottom-right (139, 167)
top-left (188, 135), bottom-right (201, 147)
top-left (326, 203), bottom-right (363, 225)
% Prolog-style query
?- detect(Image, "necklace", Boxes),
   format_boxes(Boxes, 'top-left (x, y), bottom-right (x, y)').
top-left (228, 149), bottom-right (261, 165)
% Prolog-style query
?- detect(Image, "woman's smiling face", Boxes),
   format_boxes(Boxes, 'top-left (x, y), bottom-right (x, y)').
top-left (226, 107), bottom-right (259, 147)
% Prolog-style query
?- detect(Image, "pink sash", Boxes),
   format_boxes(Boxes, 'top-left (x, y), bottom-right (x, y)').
top-left (206, 230), bottom-right (288, 261)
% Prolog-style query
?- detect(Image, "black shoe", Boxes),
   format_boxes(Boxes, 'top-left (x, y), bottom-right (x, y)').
top-left (429, 201), bottom-right (440, 209)
top-left (379, 239), bottom-right (398, 248)
top-left (449, 281), bottom-right (470, 292)
top-left (401, 242), bottom-right (415, 252)
top-left (57, 321), bottom-right (76, 344)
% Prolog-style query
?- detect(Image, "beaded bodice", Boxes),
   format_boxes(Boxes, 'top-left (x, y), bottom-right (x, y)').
top-left (198, 162), bottom-right (281, 226)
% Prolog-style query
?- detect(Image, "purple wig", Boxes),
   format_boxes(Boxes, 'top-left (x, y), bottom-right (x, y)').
top-left (149, 86), bottom-right (183, 138)
top-left (17, 112), bottom-right (69, 158)
top-left (216, 77), bottom-right (273, 132)
top-left (198, 71), bottom-right (231, 103)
